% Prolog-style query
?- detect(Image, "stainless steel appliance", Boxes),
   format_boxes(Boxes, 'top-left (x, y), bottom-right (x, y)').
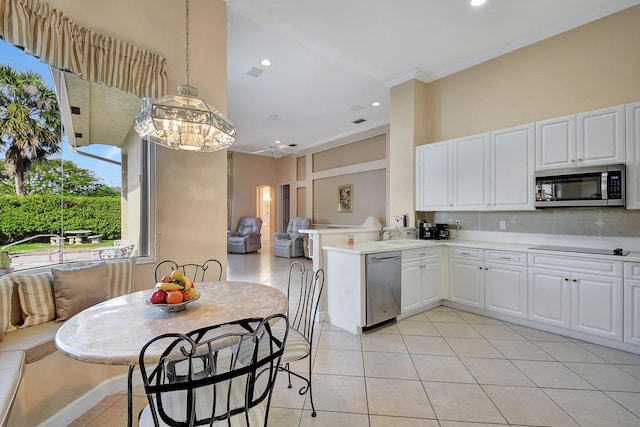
top-left (365, 251), bottom-right (401, 327)
top-left (435, 223), bottom-right (450, 240)
top-left (534, 164), bottom-right (625, 208)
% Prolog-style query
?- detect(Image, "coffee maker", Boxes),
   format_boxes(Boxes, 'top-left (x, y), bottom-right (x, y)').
top-left (435, 223), bottom-right (450, 240)
top-left (419, 220), bottom-right (435, 239)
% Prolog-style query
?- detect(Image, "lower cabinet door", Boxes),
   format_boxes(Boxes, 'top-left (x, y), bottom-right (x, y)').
top-left (528, 268), bottom-right (570, 328)
top-left (624, 278), bottom-right (640, 345)
top-left (571, 273), bottom-right (622, 341)
top-left (485, 263), bottom-right (527, 318)
top-left (421, 258), bottom-right (441, 306)
top-left (401, 260), bottom-right (422, 313)
top-left (449, 259), bottom-right (484, 308)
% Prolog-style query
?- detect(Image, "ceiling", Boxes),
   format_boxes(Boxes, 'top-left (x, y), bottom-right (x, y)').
top-left (225, 0), bottom-right (640, 156)
top-left (59, 0), bottom-right (640, 155)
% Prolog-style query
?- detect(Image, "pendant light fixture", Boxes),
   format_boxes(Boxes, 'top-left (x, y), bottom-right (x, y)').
top-left (134, 0), bottom-right (236, 151)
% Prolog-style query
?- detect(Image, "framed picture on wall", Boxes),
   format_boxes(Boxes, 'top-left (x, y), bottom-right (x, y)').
top-left (337, 184), bottom-right (353, 213)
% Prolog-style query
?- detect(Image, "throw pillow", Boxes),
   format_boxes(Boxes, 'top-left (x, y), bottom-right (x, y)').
top-left (0, 275), bottom-right (16, 334)
top-left (15, 272), bottom-right (55, 327)
top-left (105, 257), bottom-right (135, 298)
top-left (51, 262), bottom-right (109, 321)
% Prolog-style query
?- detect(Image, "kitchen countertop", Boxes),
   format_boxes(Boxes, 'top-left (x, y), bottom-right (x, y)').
top-left (322, 238), bottom-right (640, 262)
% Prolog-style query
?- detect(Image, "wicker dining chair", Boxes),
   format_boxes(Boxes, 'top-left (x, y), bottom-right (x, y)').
top-left (154, 259), bottom-right (223, 282)
top-left (138, 314), bottom-right (288, 427)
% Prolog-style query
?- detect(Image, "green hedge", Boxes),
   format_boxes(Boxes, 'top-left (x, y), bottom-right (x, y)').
top-left (0, 194), bottom-right (121, 244)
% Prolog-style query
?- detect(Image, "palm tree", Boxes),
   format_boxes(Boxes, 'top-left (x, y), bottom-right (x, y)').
top-left (0, 64), bottom-right (62, 196)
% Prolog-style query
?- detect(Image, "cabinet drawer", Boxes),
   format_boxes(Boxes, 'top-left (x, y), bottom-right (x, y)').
top-left (403, 247), bottom-right (440, 262)
top-left (624, 262), bottom-right (640, 279)
top-left (485, 250), bottom-right (527, 266)
top-left (449, 247), bottom-right (484, 261)
top-left (528, 253), bottom-right (622, 277)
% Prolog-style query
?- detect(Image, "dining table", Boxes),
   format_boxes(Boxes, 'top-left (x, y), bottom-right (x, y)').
top-left (55, 281), bottom-right (288, 427)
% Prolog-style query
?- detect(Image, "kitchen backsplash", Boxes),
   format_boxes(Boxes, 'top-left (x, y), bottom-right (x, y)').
top-left (416, 209), bottom-right (640, 237)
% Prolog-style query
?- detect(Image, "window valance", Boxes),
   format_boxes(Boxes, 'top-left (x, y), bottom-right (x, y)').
top-left (0, 0), bottom-right (167, 98)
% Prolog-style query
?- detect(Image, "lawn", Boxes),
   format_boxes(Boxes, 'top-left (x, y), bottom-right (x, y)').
top-left (5, 240), bottom-right (115, 253)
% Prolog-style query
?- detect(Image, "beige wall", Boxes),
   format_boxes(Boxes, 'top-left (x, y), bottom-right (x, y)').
top-left (230, 153), bottom-right (279, 231)
top-left (313, 169), bottom-right (386, 225)
top-left (422, 4), bottom-right (640, 143)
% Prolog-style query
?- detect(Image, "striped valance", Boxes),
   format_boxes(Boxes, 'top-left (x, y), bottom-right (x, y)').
top-left (0, 0), bottom-right (167, 98)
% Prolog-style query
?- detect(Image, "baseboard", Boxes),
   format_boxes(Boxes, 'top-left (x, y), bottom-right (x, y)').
top-left (38, 370), bottom-right (143, 427)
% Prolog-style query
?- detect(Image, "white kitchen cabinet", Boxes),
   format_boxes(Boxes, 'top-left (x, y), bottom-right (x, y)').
top-left (484, 250), bottom-right (528, 318)
top-left (416, 141), bottom-right (453, 211)
top-left (448, 247), bottom-right (484, 308)
top-left (626, 102), bottom-right (640, 209)
top-left (624, 262), bottom-right (640, 346)
top-left (401, 248), bottom-right (440, 314)
top-left (535, 115), bottom-right (576, 170)
top-left (577, 105), bottom-right (625, 167)
top-left (535, 105), bottom-right (625, 171)
top-left (528, 253), bottom-right (622, 341)
top-left (451, 125), bottom-right (533, 211)
top-left (453, 133), bottom-right (490, 210)
top-left (491, 124), bottom-right (535, 210)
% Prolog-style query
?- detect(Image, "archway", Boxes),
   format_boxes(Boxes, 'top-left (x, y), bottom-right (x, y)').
top-left (256, 185), bottom-right (274, 242)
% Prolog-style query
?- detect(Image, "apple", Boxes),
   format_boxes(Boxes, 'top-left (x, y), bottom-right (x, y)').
top-left (150, 289), bottom-right (167, 304)
top-left (161, 275), bottom-right (173, 284)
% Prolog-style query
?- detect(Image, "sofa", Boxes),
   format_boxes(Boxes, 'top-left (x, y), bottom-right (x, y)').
top-left (0, 258), bottom-right (135, 427)
top-left (273, 217), bottom-right (311, 258)
top-left (227, 217), bottom-right (262, 254)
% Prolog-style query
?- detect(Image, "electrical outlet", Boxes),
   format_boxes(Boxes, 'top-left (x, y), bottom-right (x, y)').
top-left (455, 220), bottom-right (461, 230)
top-left (499, 220), bottom-right (506, 230)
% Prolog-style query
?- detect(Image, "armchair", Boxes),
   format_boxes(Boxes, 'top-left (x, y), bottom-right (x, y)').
top-left (227, 216), bottom-right (262, 254)
top-left (273, 217), bottom-right (311, 258)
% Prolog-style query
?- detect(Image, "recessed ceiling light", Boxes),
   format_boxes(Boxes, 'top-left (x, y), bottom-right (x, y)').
top-left (470, 0), bottom-right (486, 6)
top-left (260, 59), bottom-right (272, 67)
top-left (372, 101), bottom-right (381, 107)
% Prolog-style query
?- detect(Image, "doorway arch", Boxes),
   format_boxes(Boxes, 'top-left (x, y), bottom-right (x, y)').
top-left (256, 185), bottom-right (274, 242)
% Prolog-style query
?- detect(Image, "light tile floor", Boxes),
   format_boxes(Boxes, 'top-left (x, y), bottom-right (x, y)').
top-left (70, 246), bottom-right (640, 426)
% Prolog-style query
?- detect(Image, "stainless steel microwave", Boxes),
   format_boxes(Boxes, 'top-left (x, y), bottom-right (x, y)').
top-left (534, 164), bottom-right (625, 208)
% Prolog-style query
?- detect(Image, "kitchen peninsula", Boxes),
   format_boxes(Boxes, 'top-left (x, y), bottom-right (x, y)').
top-left (316, 228), bottom-right (640, 356)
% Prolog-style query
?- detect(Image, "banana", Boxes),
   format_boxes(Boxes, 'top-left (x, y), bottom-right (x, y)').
top-left (183, 276), bottom-right (192, 290)
top-left (155, 282), bottom-right (184, 291)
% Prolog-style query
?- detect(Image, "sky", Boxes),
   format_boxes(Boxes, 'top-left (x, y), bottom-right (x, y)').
top-left (0, 40), bottom-right (122, 187)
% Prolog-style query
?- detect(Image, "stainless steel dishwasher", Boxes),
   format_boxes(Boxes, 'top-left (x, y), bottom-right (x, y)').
top-left (365, 251), bottom-right (402, 327)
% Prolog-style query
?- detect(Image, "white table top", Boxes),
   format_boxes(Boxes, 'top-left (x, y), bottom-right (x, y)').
top-left (55, 281), bottom-right (288, 365)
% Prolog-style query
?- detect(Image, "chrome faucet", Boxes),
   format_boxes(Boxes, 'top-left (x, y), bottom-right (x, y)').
top-left (378, 226), bottom-right (393, 241)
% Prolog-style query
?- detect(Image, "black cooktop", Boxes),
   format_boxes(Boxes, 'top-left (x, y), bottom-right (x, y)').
top-left (529, 245), bottom-right (629, 256)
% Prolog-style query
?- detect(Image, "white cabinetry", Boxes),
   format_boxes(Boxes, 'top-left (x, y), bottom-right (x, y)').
top-left (401, 247), bottom-right (441, 314)
top-left (528, 253), bottom-right (622, 341)
top-left (484, 250), bottom-right (528, 318)
top-left (453, 133), bottom-right (490, 210)
top-left (626, 102), bottom-right (640, 209)
top-left (416, 141), bottom-right (453, 211)
top-left (624, 262), bottom-right (640, 346)
top-left (448, 247), bottom-right (484, 308)
top-left (535, 106), bottom-right (624, 171)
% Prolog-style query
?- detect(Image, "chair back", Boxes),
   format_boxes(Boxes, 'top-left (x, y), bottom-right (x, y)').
top-left (237, 217), bottom-right (262, 235)
top-left (154, 259), bottom-right (223, 282)
top-left (287, 261), bottom-right (324, 345)
top-left (286, 217), bottom-right (311, 237)
top-left (138, 314), bottom-right (288, 427)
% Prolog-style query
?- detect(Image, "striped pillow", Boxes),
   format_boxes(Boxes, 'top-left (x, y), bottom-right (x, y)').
top-left (15, 273), bottom-right (55, 327)
top-left (0, 275), bottom-right (16, 333)
top-left (106, 258), bottom-right (135, 298)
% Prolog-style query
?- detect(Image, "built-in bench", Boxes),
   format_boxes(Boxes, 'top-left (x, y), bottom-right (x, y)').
top-left (0, 258), bottom-right (135, 427)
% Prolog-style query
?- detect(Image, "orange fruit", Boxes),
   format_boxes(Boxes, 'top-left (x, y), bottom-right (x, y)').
top-left (166, 290), bottom-right (184, 304)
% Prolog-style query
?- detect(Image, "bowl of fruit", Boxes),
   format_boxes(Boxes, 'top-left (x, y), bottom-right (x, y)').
top-left (147, 270), bottom-right (200, 313)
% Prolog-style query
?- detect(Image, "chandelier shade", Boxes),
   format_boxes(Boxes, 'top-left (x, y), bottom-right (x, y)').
top-left (133, 0), bottom-right (236, 152)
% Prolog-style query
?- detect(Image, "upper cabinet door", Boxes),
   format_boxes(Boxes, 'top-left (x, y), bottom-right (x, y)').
top-left (535, 115), bottom-right (576, 170)
top-left (416, 141), bottom-right (453, 211)
top-left (577, 105), bottom-right (625, 167)
top-left (491, 124), bottom-right (535, 210)
top-left (626, 102), bottom-right (640, 210)
top-left (453, 133), bottom-right (490, 210)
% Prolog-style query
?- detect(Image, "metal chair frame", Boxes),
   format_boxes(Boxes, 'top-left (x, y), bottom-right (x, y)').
top-left (138, 314), bottom-right (288, 427)
top-left (154, 259), bottom-right (223, 282)
top-left (280, 261), bottom-right (324, 417)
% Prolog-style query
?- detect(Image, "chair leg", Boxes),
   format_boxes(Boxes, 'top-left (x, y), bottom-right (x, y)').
top-left (308, 354), bottom-right (316, 417)
top-left (286, 362), bottom-right (292, 388)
